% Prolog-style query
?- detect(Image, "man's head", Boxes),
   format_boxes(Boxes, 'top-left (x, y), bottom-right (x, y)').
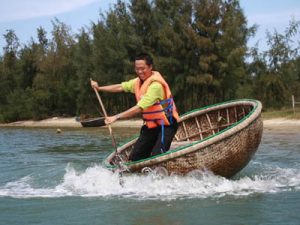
top-left (135, 53), bottom-right (153, 81)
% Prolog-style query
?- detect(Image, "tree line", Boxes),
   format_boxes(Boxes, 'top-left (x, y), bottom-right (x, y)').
top-left (0, 0), bottom-right (300, 122)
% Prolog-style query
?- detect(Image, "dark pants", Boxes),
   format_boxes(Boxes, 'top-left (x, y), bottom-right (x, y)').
top-left (129, 119), bottom-right (178, 161)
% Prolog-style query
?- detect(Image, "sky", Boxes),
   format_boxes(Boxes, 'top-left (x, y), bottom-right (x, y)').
top-left (0, 0), bottom-right (300, 55)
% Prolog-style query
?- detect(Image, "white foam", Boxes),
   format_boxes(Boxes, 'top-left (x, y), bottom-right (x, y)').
top-left (1, 164), bottom-right (299, 199)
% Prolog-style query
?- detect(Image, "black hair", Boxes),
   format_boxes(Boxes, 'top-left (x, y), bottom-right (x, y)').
top-left (135, 53), bottom-right (153, 66)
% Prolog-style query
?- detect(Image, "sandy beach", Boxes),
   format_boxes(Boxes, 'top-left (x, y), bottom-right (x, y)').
top-left (263, 118), bottom-right (300, 131)
top-left (0, 117), bottom-right (143, 128)
top-left (0, 117), bottom-right (300, 130)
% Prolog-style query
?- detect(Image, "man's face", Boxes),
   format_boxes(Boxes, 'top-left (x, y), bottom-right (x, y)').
top-left (135, 59), bottom-right (152, 81)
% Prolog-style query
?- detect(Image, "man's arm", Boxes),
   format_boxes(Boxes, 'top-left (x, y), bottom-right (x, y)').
top-left (91, 79), bottom-right (123, 92)
top-left (105, 105), bottom-right (142, 125)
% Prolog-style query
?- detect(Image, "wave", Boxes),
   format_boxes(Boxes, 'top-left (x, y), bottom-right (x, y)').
top-left (0, 163), bottom-right (299, 200)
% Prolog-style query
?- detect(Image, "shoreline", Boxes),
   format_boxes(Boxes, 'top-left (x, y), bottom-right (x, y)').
top-left (0, 117), bottom-right (300, 130)
top-left (0, 117), bottom-right (143, 128)
top-left (263, 118), bottom-right (300, 131)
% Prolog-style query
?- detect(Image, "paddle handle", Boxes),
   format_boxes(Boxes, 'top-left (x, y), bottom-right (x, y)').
top-left (91, 79), bottom-right (125, 187)
top-left (91, 80), bottom-right (118, 151)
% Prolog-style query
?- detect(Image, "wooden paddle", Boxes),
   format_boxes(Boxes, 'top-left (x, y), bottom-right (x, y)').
top-left (91, 78), bottom-right (125, 186)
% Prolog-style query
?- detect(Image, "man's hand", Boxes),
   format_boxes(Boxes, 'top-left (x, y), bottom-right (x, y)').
top-left (90, 79), bottom-right (99, 90)
top-left (105, 115), bottom-right (118, 125)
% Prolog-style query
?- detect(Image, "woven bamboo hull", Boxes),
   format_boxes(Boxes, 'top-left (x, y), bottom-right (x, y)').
top-left (104, 99), bottom-right (263, 178)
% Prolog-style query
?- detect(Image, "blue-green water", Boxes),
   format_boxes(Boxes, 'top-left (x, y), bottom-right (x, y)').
top-left (0, 126), bottom-right (299, 225)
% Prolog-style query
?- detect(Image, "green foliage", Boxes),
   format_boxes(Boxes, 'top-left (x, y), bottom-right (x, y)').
top-left (249, 18), bottom-right (300, 109)
top-left (74, 28), bottom-right (95, 115)
top-left (2, 89), bottom-right (32, 121)
top-left (0, 0), bottom-right (300, 122)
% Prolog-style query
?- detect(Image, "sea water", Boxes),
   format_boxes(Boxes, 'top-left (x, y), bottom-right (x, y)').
top-left (0, 126), bottom-right (299, 225)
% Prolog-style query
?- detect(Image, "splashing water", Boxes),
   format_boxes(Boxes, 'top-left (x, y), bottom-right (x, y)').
top-left (1, 163), bottom-right (299, 200)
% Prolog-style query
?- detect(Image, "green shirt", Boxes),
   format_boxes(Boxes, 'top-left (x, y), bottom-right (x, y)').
top-left (121, 78), bottom-right (164, 109)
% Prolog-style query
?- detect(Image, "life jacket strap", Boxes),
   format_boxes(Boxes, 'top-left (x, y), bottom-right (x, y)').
top-left (142, 97), bottom-right (174, 123)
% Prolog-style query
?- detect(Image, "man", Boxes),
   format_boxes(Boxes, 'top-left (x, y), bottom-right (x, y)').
top-left (91, 53), bottom-right (179, 161)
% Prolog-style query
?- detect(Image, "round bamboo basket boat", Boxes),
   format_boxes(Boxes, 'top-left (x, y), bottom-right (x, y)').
top-left (104, 99), bottom-right (263, 178)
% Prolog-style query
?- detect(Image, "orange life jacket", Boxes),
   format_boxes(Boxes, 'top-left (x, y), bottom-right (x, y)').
top-left (134, 71), bottom-right (179, 128)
